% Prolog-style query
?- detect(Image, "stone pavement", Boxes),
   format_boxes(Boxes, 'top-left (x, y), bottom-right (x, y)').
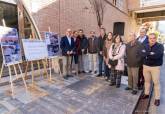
top-left (0, 73), bottom-right (141, 114)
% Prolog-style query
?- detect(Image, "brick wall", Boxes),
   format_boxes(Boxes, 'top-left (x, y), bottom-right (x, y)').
top-left (23, 0), bottom-right (137, 38)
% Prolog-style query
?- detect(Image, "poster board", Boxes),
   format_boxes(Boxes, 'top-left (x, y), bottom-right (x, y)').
top-left (22, 39), bottom-right (48, 61)
top-left (0, 26), bottom-right (22, 66)
top-left (44, 32), bottom-right (60, 57)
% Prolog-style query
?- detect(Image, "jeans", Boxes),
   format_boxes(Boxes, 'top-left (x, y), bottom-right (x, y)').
top-left (98, 54), bottom-right (103, 75)
top-left (104, 62), bottom-right (111, 79)
top-left (78, 54), bottom-right (89, 72)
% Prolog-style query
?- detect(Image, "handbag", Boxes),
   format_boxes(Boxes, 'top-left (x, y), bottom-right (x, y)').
top-left (108, 59), bottom-right (118, 66)
top-left (108, 44), bottom-right (122, 67)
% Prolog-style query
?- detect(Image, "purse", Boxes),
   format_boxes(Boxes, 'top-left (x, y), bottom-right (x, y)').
top-left (109, 59), bottom-right (118, 67)
top-left (108, 44), bottom-right (122, 67)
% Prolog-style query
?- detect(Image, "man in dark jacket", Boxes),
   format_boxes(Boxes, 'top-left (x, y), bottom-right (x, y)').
top-left (125, 33), bottom-right (143, 95)
top-left (141, 33), bottom-right (164, 106)
top-left (97, 28), bottom-right (107, 77)
top-left (60, 28), bottom-right (75, 79)
top-left (78, 29), bottom-right (89, 73)
top-left (88, 31), bottom-right (98, 74)
top-left (137, 28), bottom-right (149, 89)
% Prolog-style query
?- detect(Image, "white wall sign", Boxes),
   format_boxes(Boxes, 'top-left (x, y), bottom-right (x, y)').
top-left (22, 39), bottom-right (48, 61)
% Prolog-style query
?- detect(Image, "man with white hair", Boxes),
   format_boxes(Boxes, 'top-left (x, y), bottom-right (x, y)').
top-left (137, 28), bottom-right (149, 89)
top-left (125, 33), bottom-right (143, 95)
top-left (60, 28), bottom-right (75, 79)
top-left (138, 28), bottom-right (149, 44)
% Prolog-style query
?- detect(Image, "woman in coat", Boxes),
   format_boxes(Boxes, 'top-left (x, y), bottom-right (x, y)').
top-left (103, 32), bottom-right (113, 81)
top-left (108, 34), bottom-right (126, 88)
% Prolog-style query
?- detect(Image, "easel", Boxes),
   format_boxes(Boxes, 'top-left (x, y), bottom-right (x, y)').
top-left (0, 62), bottom-right (27, 97)
top-left (47, 56), bottom-right (62, 81)
top-left (0, 26), bottom-right (27, 97)
top-left (45, 27), bottom-right (62, 81)
top-left (23, 34), bottom-right (49, 86)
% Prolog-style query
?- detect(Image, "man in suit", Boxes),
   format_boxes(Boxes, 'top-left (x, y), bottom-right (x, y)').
top-left (137, 28), bottom-right (149, 89)
top-left (60, 28), bottom-right (75, 79)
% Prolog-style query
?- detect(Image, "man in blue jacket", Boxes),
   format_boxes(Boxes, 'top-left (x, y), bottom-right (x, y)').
top-left (137, 28), bottom-right (149, 89)
top-left (141, 33), bottom-right (164, 106)
top-left (60, 29), bottom-right (75, 79)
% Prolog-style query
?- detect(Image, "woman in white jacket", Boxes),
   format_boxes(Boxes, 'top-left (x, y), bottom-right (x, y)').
top-left (108, 34), bottom-right (126, 88)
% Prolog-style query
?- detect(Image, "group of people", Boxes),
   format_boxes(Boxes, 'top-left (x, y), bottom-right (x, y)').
top-left (60, 28), bottom-right (164, 106)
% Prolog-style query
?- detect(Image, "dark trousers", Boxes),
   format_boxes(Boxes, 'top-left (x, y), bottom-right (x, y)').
top-left (110, 68), bottom-right (122, 86)
top-left (98, 54), bottom-right (103, 75)
top-left (72, 55), bottom-right (79, 64)
top-left (138, 66), bottom-right (144, 89)
top-left (104, 62), bottom-right (111, 79)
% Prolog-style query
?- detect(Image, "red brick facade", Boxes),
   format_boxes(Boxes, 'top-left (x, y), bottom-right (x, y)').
top-left (24, 0), bottom-right (137, 38)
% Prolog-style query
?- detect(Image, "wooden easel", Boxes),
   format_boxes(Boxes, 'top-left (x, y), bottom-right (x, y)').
top-left (0, 54), bottom-right (27, 97)
top-left (45, 27), bottom-right (62, 81)
top-left (0, 24), bottom-right (27, 97)
top-left (23, 34), bottom-right (49, 86)
top-left (47, 56), bottom-right (62, 81)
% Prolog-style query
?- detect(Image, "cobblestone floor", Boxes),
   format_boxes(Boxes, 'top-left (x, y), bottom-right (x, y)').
top-left (0, 73), bottom-right (141, 114)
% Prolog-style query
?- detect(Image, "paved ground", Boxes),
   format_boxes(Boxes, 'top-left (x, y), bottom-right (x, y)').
top-left (0, 73), bottom-right (141, 114)
top-left (149, 61), bottom-right (165, 114)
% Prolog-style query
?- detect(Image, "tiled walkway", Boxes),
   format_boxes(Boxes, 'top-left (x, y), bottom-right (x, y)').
top-left (0, 74), bottom-right (141, 114)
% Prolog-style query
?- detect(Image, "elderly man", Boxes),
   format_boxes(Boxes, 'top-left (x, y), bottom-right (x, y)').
top-left (125, 33), bottom-right (143, 95)
top-left (137, 28), bottom-right (149, 89)
top-left (60, 29), bottom-right (75, 79)
top-left (88, 31), bottom-right (98, 74)
top-left (141, 33), bottom-right (164, 106)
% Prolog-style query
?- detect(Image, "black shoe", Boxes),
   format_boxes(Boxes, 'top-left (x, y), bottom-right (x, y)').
top-left (89, 70), bottom-right (92, 73)
top-left (132, 90), bottom-right (138, 95)
top-left (97, 74), bottom-right (102, 77)
top-left (105, 78), bottom-right (109, 81)
top-left (116, 85), bottom-right (120, 88)
top-left (154, 99), bottom-right (160, 106)
top-left (78, 71), bottom-right (81, 74)
top-left (138, 86), bottom-right (144, 90)
top-left (125, 87), bottom-right (132, 91)
top-left (63, 76), bottom-right (68, 80)
top-left (94, 71), bottom-right (97, 74)
top-left (67, 75), bottom-right (74, 77)
top-left (82, 71), bottom-right (85, 73)
top-left (141, 94), bottom-right (149, 99)
top-left (109, 83), bottom-right (115, 86)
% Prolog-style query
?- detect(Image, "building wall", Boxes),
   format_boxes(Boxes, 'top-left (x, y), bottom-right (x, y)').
top-left (23, 0), bottom-right (137, 39)
top-left (127, 0), bottom-right (140, 11)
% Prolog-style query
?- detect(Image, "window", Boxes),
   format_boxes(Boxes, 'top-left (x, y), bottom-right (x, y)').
top-left (0, 2), bottom-right (18, 28)
top-left (113, 0), bottom-right (124, 11)
top-left (113, 0), bottom-right (117, 6)
top-left (113, 22), bottom-right (125, 36)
